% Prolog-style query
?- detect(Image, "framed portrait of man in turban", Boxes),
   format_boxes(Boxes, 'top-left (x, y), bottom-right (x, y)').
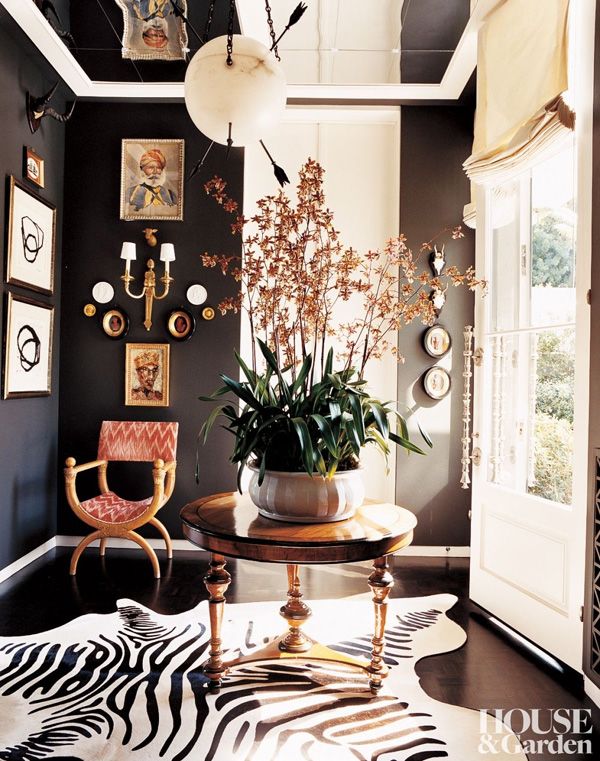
top-left (114, 0), bottom-right (188, 61)
top-left (125, 342), bottom-right (170, 407)
top-left (120, 139), bottom-right (184, 221)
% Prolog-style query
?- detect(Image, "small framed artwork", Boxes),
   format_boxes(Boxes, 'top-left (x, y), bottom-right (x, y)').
top-left (125, 342), bottom-right (169, 407)
top-left (23, 146), bottom-right (45, 188)
top-left (423, 325), bottom-right (451, 358)
top-left (114, 0), bottom-right (188, 61)
top-left (120, 139), bottom-right (184, 222)
top-left (6, 176), bottom-right (56, 295)
top-left (423, 366), bottom-right (451, 400)
top-left (3, 293), bottom-right (54, 399)
top-left (102, 308), bottom-right (129, 339)
top-left (167, 308), bottom-right (195, 341)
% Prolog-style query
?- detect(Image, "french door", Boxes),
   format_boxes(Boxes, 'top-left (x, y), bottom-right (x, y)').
top-left (469, 142), bottom-right (589, 670)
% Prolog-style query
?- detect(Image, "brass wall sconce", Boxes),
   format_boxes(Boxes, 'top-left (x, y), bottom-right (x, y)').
top-left (120, 242), bottom-right (175, 331)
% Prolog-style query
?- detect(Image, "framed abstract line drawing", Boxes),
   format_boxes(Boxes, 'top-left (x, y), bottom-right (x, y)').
top-left (114, 0), bottom-right (188, 61)
top-left (3, 293), bottom-right (54, 399)
top-left (6, 176), bottom-right (56, 295)
top-left (125, 342), bottom-right (170, 407)
top-left (120, 139), bottom-right (184, 221)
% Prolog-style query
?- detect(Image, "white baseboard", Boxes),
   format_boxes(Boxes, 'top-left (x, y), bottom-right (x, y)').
top-left (584, 676), bottom-right (600, 708)
top-left (0, 537), bottom-right (470, 585)
top-left (55, 535), bottom-right (203, 552)
top-left (0, 537), bottom-right (58, 584)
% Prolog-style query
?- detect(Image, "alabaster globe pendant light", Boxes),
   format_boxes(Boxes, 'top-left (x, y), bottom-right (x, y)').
top-left (178, 0), bottom-right (307, 186)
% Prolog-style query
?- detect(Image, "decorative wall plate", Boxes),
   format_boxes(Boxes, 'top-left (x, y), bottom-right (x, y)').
top-left (423, 366), bottom-right (451, 400)
top-left (201, 306), bottom-right (215, 321)
top-left (186, 283), bottom-right (208, 306)
top-left (83, 303), bottom-right (96, 317)
top-left (92, 281), bottom-right (114, 304)
top-left (423, 325), bottom-right (451, 357)
top-left (167, 308), bottom-right (195, 341)
top-left (102, 308), bottom-right (129, 339)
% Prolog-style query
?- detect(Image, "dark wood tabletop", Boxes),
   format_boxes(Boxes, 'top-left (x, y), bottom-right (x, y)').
top-left (180, 492), bottom-right (417, 564)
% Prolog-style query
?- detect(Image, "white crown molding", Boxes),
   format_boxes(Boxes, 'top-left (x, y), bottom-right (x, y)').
top-left (1, 0), bottom-right (501, 102)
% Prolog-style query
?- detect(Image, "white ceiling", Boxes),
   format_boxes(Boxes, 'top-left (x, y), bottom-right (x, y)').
top-left (238, 0), bottom-right (404, 84)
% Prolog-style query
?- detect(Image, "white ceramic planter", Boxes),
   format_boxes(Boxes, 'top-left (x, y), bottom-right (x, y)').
top-left (248, 466), bottom-right (365, 523)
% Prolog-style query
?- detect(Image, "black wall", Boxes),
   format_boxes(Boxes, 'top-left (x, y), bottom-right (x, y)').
top-left (58, 102), bottom-right (242, 540)
top-left (0, 12), bottom-right (66, 569)
top-left (396, 105), bottom-right (475, 546)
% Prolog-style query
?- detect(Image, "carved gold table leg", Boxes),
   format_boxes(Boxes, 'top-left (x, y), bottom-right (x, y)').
top-left (279, 564), bottom-right (312, 653)
top-left (203, 553), bottom-right (231, 691)
top-left (367, 555), bottom-right (394, 694)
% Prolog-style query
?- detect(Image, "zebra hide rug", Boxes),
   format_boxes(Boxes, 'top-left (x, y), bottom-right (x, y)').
top-left (0, 593), bottom-right (525, 761)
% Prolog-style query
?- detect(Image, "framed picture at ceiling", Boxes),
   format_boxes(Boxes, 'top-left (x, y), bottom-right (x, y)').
top-left (114, 0), bottom-right (189, 61)
top-left (120, 139), bottom-right (184, 221)
top-left (5, 176), bottom-right (56, 295)
top-left (125, 342), bottom-right (170, 407)
top-left (3, 293), bottom-right (54, 399)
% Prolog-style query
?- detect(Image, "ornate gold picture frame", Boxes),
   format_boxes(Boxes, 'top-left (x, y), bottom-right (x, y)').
top-left (125, 342), bottom-right (170, 407)
top-left (120, 139), bottom-right (184, 222)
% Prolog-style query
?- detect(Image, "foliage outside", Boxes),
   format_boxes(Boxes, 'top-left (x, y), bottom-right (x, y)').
top-left (529, 207), bottom-right (575, 504)
top-left (199, 159), bottom-right (485, 486)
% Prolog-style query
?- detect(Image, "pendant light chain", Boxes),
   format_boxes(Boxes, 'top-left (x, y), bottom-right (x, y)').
top-left (226, 0), bottom-right (235, 66)
top-left (264, 0), bottom-right (280, 61)
top-left (202, 0), bottom-right (216, 43)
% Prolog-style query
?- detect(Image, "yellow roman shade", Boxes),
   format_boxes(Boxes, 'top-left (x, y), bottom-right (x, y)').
top-left (463, 0), bottom-right (574, 187)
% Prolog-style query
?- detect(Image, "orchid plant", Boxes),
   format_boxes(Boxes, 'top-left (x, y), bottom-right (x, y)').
top-left (199, 159), bottom-right (485, 487)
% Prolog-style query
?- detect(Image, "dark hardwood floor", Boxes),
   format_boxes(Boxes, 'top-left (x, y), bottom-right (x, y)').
top-left (0, 547), bottom-right (598, 759)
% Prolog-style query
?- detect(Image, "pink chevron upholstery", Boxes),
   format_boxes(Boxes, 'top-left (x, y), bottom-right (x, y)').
top-left (97, 421), bottom-right (178, 462)
top-left (80, 492), bottom-right (152, 523)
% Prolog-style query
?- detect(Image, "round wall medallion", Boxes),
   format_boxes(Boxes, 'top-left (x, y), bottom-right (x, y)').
top-left (423, 325), bottom-right (451, 357)
top-left (92, 281), bottom-right (114, 304)
top-left (167, 308), bottom-right (195, 341)
top-left (101, 308), bottom-right (129, 339)
top-left (423, 366), bottom-right (451, 400)
top-left (83, 303), bottom-right (96, 317)
top-left (186, 283), bottom-right (208, 306)
top-left (201, 306), bottom-right (215, 321)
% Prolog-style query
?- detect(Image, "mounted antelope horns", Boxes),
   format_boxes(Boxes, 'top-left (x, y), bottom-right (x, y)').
top-left (34, 0), bottom-right (76, 47)
top-left (26, 82), bottom-right (76, 134)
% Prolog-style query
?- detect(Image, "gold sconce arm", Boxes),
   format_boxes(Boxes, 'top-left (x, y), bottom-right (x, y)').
top-left (121, 258), bottom-right (174, 331)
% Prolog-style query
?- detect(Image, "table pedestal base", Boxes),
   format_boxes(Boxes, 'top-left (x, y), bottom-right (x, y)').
top-left (202, 556), bottom-right (394, 694)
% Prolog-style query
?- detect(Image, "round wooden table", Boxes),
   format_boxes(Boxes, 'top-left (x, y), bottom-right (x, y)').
top-left (181, 492), bottom-right (417, 693)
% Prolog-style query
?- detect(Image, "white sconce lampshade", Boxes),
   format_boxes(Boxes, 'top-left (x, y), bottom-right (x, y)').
top-left (184, 35), bottom-right (287, 147)
top-left (159, 243), bottom-right (176, 262)
top-left (120, 242), bottom-right (137, 260)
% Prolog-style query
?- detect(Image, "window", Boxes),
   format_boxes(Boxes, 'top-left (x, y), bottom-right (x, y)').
top-left (486, 142), bottom-right (575, 505)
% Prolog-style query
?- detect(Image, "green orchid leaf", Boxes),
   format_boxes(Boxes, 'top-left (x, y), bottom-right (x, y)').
top-left (291, 417), bottom-right (315, 474)
top-left (347, 392), bottom-right (366, 444)
top-left (368, 401), bottom-right (390, 438)
top-left (389, 431), bottom-right (426, 455)
top-left (309, 413), bottom-right (339, 457)
top-left (220, 374), bottom-right (264, 411)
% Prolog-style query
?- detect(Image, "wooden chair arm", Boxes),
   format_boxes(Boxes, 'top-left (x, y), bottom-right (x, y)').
top-left (64, 457), bottom-right (109, 516)
top-left (65, 457), bottom-right (108, 475)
